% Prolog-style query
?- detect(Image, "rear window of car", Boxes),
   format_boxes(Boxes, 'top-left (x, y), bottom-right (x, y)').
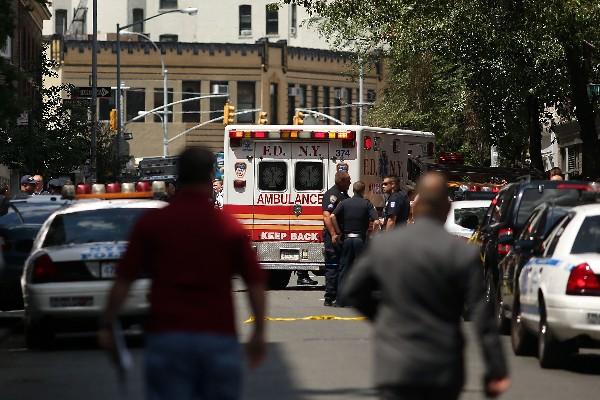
top-left (43, 208), bottom-right (148, 247)
top-left (517, 188), bottom-right (582, 227)
top-left (571, 215), bottom-right (600, 254)
top-left (453, 207), bottom-right (488, 228)
top-left (0, 202), bottom-right (66, 225)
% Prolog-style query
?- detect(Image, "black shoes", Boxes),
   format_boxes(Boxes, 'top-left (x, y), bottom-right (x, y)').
top-left (324, 299), bottom-right (335, 307)
top-left (297, 272), bottom-right (318, 286)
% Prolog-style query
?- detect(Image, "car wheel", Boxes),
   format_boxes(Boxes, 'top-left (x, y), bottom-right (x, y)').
top-left (25, 319), bottom-right (54, 350)
top-left (495, 278), bottom-right (510, 334)
top-left (537, 298), bottom-right (574, 369)
top-left (267, 270), bottom-right (292, 290)
top-left (511, 292), bottom-right (535, 356)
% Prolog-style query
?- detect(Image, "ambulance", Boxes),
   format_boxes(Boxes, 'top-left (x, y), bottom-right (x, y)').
top-left (223, 124), bottom-right (435, 288)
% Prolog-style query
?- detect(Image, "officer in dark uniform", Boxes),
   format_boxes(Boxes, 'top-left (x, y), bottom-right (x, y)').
top-left (382, 175), bottom-right (410, 230)
top-left (331, 181), bottom-right (378, 306)
top-left (322, 171), bottom-right (351, 306)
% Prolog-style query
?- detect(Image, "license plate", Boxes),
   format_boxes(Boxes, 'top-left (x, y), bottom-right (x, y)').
top-left (50, 296), bottom-right (93, 308)
top-left (587, 313), bottom-right (600, 325)
top-left (280, 249), bottom-right (300, 261)
top-left (101, 262), bottom-right (117, 278)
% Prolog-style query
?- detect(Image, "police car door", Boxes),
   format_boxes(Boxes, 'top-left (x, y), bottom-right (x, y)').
top-left (253, 142), bottom-right (291, 242)
top-left (290, 142), bottom-right (328, 243)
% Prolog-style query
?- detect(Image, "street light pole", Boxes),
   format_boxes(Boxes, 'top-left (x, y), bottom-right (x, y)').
top-left (163, 68), bottom-right (169, 157)
top-left (116, 24), bottom-right (122, 171)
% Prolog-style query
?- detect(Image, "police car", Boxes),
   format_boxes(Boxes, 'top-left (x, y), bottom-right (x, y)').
top-left (21, 198), bottom-right (166, 348)
top-left (511, 203), bottom-right (600, 368)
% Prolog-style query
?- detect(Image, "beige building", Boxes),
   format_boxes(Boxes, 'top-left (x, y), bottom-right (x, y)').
top-left (50, 37), bottom-right (384, 158)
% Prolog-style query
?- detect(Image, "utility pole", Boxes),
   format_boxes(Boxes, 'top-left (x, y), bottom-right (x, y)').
top-left (90, 0), bottom-right (98, 181)
top-left (358, 56), bottom-right (364, 125)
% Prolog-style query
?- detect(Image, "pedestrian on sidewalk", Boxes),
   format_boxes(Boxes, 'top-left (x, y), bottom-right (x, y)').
top-left (99, 147), bottom-right (267, 400)
top-left (342, 172), bottom-right (510, 400)
top-left (330, 181), bottom-right (378, 307)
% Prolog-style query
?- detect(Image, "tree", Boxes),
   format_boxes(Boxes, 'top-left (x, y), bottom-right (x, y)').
top-left (290, 0), bottom-right (600, 175)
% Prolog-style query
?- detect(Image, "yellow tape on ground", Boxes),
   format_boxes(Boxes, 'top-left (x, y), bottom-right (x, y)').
top-left (244, 315), bottom-right (367, 323)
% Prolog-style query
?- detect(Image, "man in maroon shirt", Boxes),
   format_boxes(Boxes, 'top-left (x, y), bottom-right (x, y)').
top-left (99, 147), bottom-right (267, 400)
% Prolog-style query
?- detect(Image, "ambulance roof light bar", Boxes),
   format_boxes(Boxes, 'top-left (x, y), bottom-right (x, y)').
top-left (228, 130), bottom-right (355, 140)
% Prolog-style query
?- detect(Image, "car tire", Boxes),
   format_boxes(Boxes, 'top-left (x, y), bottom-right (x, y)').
top-left (25, 319), bottom-right (54, 350)
top-left (496, 279), bottom-right (510, 335)
top-left (537, 297), bottom-right (574, 369)
top-left (511, 292), bottom-right (536, 356)
top-left (267, 270), bottom-right (292, 290)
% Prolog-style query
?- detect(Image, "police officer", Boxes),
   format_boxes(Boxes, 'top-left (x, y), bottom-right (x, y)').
top-left (382, 175), bottom-right (410, 230)
top-left (322, 171), bottom-right (351, 306)
top-left (331, 181), bottom-right (378, 307)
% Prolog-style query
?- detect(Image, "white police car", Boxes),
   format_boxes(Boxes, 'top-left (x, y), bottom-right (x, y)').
top-left (511, 203), bottom-right (600, 368)
top-left (21, 199), bottom-right (166, 348)
top-left (444, 199), bottom-right (491, 238)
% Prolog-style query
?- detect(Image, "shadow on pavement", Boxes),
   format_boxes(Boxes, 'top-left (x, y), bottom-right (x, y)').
top-left (294, 388), bottom-right (377, 397)
top-left (284, 284), bottom-right (325, 292)
top-left (564, 353), bottom-right (600, 375)
top-left (244, 343), bottom-right (302, 400)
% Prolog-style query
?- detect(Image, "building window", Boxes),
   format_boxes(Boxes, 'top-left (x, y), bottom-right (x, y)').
top-left (239, 5), bottom-right (252, 35)
top-left (287, 84), bottom-right (296, 124)
top-left (99, 90), bottom-right (116, 121)
top-left (299, 85), bottom-right (307, 108)
top-left (346, 89), bottom-right (353, 124)
top-left (154, 88), bottom-right (173, 122)
top-left (334, 87), bottom-right (342, 122)
top-left (126, 89), bottom-right (145, 123)
top-left (367, 89), bottom-right (376, 103)
top-left (160, 0), bottom-right (177, 10)
top-left (159, 34), bottom-right (178, 42)
top-left (237, 81), bottom-right (256, 123)
top-left (210, 81), bottom-right (228, 120)
top-left (311, 86), bottom-right (319, 109)
top-left (55, 9), bottom-right (68, 35)
top-left (182, 81), bottom-right (201, 123)
top-left (270, 83), bottom-right (278, 124)
top-left (132, 8), bottom-right (144, 33)
top-left (266, 4), bottom-right (278, 35)
top-left (323, 86), bottom-right (330, 125)
top-left (291, 4), bottom-right (297, 34)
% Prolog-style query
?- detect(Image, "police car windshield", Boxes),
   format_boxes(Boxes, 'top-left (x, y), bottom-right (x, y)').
top-left (43, 208), bottom-right (148, 247)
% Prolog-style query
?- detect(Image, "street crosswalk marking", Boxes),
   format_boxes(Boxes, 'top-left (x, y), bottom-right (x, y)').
top-left (244, 315), bottom-right (367, 323)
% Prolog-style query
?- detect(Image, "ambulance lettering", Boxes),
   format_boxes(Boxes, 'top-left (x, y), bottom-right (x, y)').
top-left (257, 193), bottom-right (323, 205)
top-left (298, 145), bottom-right (323, 157)
top-left (260, 232), bottom-right (288, 240)
top-left (262, 145), bottom-right (286, 157)
top-left (291, 232), bottom-right (319, 241)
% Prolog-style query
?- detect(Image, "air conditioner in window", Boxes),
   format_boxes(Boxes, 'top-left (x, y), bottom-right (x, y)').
top-left (240, 29), bottom-right (252, 36)
top-left (288, 86), bottom-right (300, 96)
top-left (290, 27), bottom-right (297, 36)
top-left (335, 88), bottom-right (348, 99)
top-left (212, 84), bottom-right (229, 95)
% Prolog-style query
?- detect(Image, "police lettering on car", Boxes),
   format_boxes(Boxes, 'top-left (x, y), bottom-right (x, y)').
top-left (322, 171), bottom-right (351, 307)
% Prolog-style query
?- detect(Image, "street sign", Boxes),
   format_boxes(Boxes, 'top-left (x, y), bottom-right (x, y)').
top-left (587, 84), bottom-right (600, 99)
top-left (73, 86), bottom-right (112, 98)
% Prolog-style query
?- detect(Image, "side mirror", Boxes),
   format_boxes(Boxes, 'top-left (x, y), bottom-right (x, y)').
top-left (460, 214), bottom-right (480, 231)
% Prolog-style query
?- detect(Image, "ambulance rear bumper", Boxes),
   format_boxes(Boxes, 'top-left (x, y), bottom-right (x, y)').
top-left (260, 262), bottom-right (324, 271)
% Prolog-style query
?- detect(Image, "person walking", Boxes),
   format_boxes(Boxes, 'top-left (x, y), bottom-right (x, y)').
top-left (331, 181), bottom-right (378, 307)
top-left (382, 175), bottom-right (410, 230)
top-left (99, 147), bottom-right (267, 400)
top-left (342, 172), bottom-right (510, 400)
top-left (321, 171), bottom-right (350, 306)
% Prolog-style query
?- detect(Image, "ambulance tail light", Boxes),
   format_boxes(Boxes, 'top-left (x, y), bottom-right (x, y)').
top-left (229, 130), bottom-right (243, 138)
top-left (566, 263), bottom-right (600, 295)
top-left (337, 131), bottom-right (355, 140)
top-left (363, 136), bottom-right (373, 150)
top-left (32, 254), bottom-right (58, 283)
top-left (312, 131), bottom-right (327, 139)
top-left (253, 131), bottom-right (267, 139)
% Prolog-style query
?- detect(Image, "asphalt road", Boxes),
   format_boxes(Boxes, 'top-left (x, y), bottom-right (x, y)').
top-left (1, 276), bottom-right (600, 400)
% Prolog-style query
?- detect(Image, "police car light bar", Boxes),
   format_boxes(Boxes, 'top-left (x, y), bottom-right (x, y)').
top-left (61, 181), bottom-right (167, 200)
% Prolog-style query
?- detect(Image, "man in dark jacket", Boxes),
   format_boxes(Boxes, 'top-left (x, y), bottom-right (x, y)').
top-left (342, 172), bottom-right (510, 400)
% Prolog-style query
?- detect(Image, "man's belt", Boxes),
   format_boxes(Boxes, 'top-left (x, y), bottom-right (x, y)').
top-left (345, 233), bottom-right (363, 238)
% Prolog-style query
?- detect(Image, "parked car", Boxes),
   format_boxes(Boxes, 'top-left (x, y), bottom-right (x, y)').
top-left (511, 204), bottom-right (600, 368)
top-left (445, 199), bottom-right (491, 238)
top-left (475, 180), bottom-right (594, 305)
top-left (0, 196), bottom-right (71, 310)
top-left (21, 199), bottom-right (166, 348)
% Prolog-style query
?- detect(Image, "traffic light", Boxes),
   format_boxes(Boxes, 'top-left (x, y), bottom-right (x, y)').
top-left (257, 111), bottom-right (268, 125)
top-left (293, 111), bottom-right (304, 125)
top-left (223, 102), bottom-right (235, 125)
top-left (109, 109), bottom-right (117, 131)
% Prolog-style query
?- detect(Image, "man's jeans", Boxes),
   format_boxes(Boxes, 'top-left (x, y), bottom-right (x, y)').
top-left (145, 332), bottom-right (242, 400)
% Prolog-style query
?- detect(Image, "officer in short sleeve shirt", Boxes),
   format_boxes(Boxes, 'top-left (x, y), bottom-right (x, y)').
top-left (383, 176), bottom-right (410, 230)
top-left (322, 171), bottom-right (350, 306)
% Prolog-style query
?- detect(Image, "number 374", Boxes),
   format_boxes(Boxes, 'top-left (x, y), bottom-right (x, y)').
top-left (335, 149), bottom-right (350, 158)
